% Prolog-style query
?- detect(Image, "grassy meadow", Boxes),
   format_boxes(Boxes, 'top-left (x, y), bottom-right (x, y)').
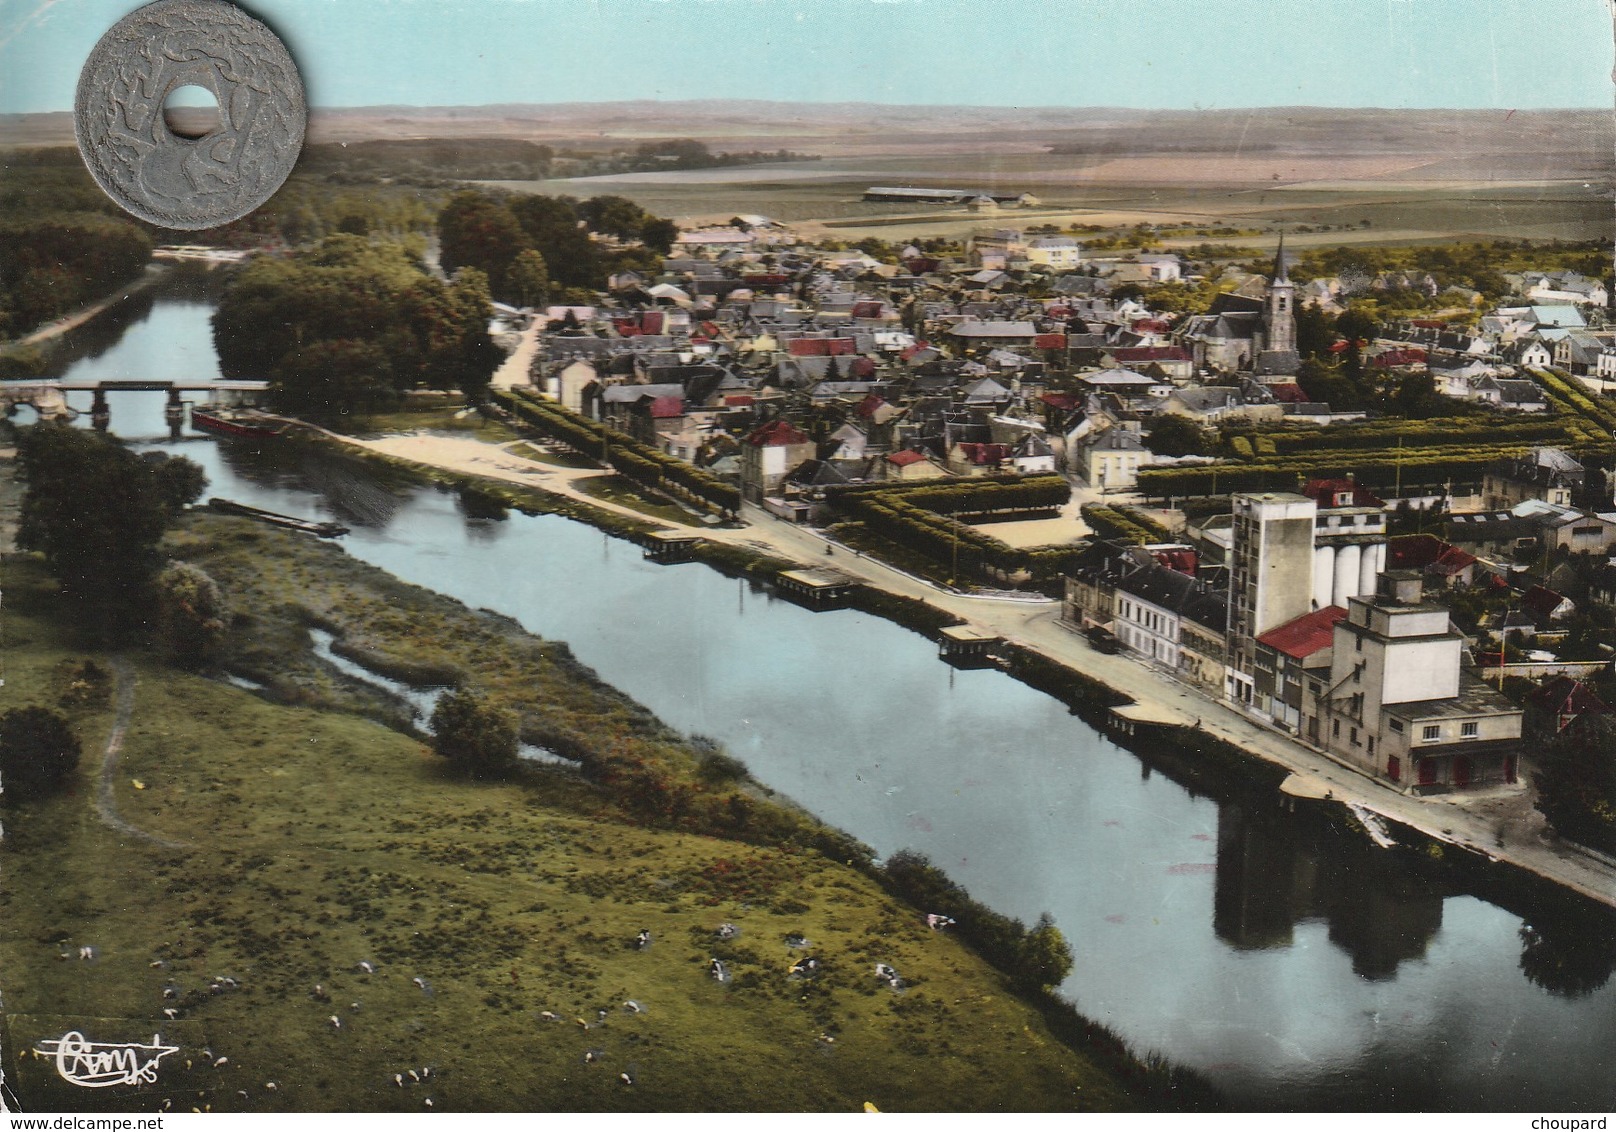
top-left (0, 517), bottom-right (1139, 1113)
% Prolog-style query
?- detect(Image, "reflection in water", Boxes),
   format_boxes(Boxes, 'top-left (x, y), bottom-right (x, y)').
top-left (1518, 908), bottom-right (1616, 999)
top-left (1214, 803), bottom-right (1444, 980)
top-left (17, 289), bottom-right (1616, 1111)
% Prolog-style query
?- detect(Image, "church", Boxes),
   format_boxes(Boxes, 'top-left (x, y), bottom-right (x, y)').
top-left (1178, 239), bottom-right (1301, 380)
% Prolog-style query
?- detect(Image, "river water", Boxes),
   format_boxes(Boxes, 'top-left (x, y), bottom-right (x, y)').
top-left (19, 284), bottom-right (1616, 1112)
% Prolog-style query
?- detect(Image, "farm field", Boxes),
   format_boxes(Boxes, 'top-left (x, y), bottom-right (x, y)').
top-left (482, 166), bottom-right (1611, 246)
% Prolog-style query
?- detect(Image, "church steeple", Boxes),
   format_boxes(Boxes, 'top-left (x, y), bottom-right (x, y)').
top-left (1253, 236), bottom-right (1299, 378)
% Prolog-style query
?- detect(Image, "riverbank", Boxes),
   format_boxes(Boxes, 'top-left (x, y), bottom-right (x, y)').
top-left (311, 421), bottom-right (1616, 913)
top-left (0, 520), bottom-right (1160, 1113)
top-left (0, 263), bottom-right (171, 358)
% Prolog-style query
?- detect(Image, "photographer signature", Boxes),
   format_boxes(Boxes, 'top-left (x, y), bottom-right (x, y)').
top-left (34, 1031), bottom-right (180, 1088)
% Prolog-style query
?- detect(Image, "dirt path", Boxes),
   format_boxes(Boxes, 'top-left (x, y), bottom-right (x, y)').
top-left (93, 657), bottom-right (187, 851)
top-left (323, 426), bottom-right (1616, 907)
top-left (491, 319), bottom-right (540, 391)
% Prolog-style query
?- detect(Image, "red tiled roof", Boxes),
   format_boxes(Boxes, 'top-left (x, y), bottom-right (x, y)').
top-left (849, 356), bottom-right (877, 377)
top-left (745, 419), bottom-right (811, 447)
top-left (1153, 547), bottom-right (1198, 576)
top-left (648, 395), bottom-right (684, 419)
top-left (1256, 606), bottom-right (1348, 660)
top-left (857, 394), bottom-right (888, 418)
top-left (1389, 533), bottom-right (1445, 569)
top-left (1034, 332), bottom-right (1069, 349)
top-left (788, 337), bottom-right (857, 357)
top-left (1113, 345), bottom-right (1190, 362)
top-left (957, 442), bottom-right (1011, 465)
top-left (641, 311), bottom-right (665, 334)
top-left (723, 395), bottom-right (755, 407)
top-left (1131, 319), bottom-right (1172, 334)
top-left (1371, 348), bottom-right (1427, 368)
top-left (1268, 382), bottom-right (1309, 404)
top-left (899, 342), bottom-right (932, 361)
top-left (852, 301), bottom-right (884, 318)
top-left (1522, 585), bottom-right (1569, 622)
top-left (1525, 676), bottom-right (1611, 719)
top-left (1040, 392), bottom-right (1079, 410)
top-left (886, 449), bottom-right (928, 467)
top-left (1430, 546), bottom-right (1478, 576)
top-left (1045, 306), bottom-right (1072, 318)
top-left (741, 274), bottom-right (789, 286)
top-left (1303, 478), bottom-right (1385, 508)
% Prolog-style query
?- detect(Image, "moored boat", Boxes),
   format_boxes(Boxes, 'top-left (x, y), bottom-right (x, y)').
top-left (190, 406), bottom-right (283, 439)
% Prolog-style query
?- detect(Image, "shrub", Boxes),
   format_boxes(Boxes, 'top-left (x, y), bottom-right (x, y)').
top-left (0, 706), bottom-right (82, 803)
top-left (430, 688), bottom-right (519, 778)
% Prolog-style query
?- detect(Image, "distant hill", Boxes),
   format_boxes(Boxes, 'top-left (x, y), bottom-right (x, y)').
top-left (5, 102), bottom-right (1610, 181)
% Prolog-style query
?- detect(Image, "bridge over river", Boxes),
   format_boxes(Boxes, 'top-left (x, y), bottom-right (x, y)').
top-left (0, 378), bottom-right (268, 428)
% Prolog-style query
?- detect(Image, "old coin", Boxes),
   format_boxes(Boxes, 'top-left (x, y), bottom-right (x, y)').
top-left (74, 0), bottom-right (306, 230)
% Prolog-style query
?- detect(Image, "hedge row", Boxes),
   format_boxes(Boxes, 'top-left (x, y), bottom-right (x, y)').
top-left (1080, 504), bottom-right (1171, 545)
top-left (873, 474), bottom-right (1070, 517)
top-left (1136, 451), bottom-right (1511, 500)
top-left (1531, 368), bottom-right (1616, 435)
top-left (494, 388), bottom-right (741, 514)
top-left (834, 491), bottom-right (1078, 583)
top-left (1236, 416), bottom-right (1572, 456)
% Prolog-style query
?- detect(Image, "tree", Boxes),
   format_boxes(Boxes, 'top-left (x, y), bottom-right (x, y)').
top-left (16, 425), bottom-right (202, 634)
top-left (1015, 911), bottom-right (1073, 989)
top-left (580, 195), bottom-right (649, 240)
top-left (437, 191), bottom-right (531, 300)
top-left (154, 561), bottom-right (227, 668)
top-left (640, 217), bottom-right (680, 256)
top-left (443, 268), bottom-right (504, 401)
top-left (507, 194), bottom-right (599, 289)
top-left (430, 688), bottom-right (519, 778)
top-left (1145, 413), bottom-right (1208, 457)
top-left (141, 451), bottom-right (208, 517)
top-left (507, 248), bottom-right (550, 309)
top-left (0, 706), bottom-right (81, 803)
top-left (1534, 714), bottom-right (1616, 854)
top-left (271, 338), bottom-right (396, 419)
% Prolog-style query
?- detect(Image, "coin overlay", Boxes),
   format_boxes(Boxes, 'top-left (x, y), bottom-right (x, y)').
top-left (74, 0), bottom-right (306, 230)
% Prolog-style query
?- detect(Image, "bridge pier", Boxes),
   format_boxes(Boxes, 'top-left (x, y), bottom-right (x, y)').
top-left (164, 388), bottom-right (184, 427)
top-left (90, 389), bottom-right (110, 432)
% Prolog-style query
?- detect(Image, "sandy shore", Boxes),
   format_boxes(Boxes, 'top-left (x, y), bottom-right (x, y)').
top-left (323, 427), bottom-right (1616, 909)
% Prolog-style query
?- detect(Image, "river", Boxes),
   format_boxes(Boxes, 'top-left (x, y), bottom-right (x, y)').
top-left (17, 282), bottom-right (1616, 1112)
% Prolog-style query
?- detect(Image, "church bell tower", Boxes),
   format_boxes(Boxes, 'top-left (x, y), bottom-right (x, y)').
top-left (1255, 236), bottom-right (1300, 378)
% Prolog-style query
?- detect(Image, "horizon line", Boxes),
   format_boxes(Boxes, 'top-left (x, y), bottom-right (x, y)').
top-left (4, 99), bottom-right (1611, 118)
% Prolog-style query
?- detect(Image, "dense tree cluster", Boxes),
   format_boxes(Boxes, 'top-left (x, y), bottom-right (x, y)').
top-left (0, 706), bottom-right (82, 804)
top-left (212, 235), bottom-right (502, 417)
top-left (1534, 714), bottom-right (1616, 856)
top-left (15, 424), bottom-right (207, 635)
top-left (0, 213), bottom-right (152, 340)
top-left (437, 190), bottom-right (677, 304)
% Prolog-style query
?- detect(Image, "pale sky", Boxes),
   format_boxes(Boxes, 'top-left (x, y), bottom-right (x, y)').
top-left (1, 0), bottom-right (1612, 115)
